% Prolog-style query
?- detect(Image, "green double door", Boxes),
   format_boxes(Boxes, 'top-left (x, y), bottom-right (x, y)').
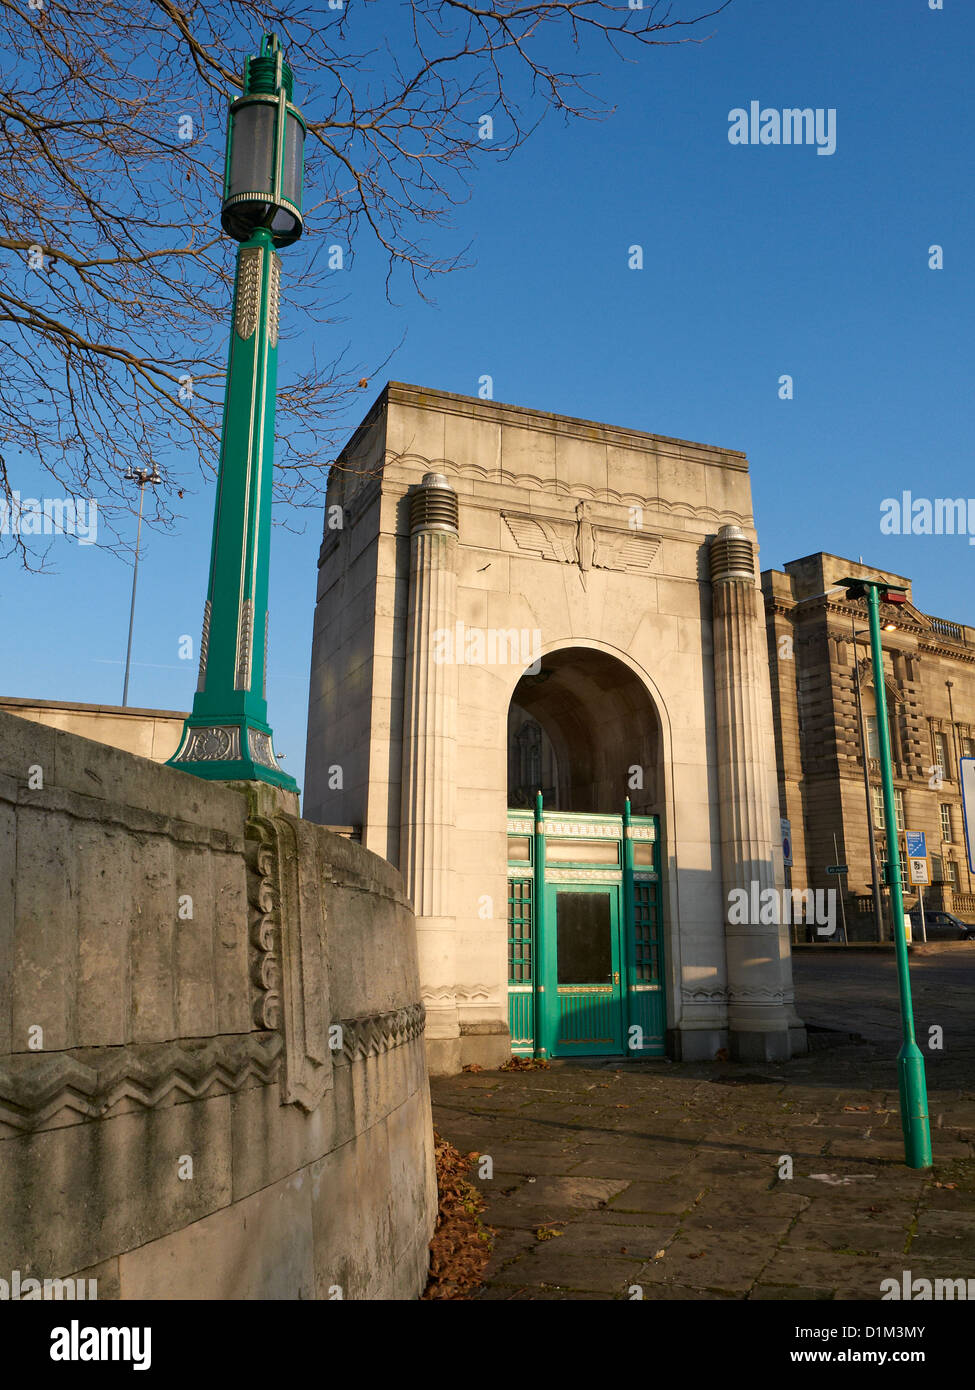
top-left (545, 884), bottom-right (624, 1056)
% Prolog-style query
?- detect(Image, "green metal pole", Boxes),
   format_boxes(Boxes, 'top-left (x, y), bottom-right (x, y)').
top-left (533, 790), bottom-right (548, 1058)
top-left (865, 583), bottom-right (932, 1168)
top-left (167, 223), bottom-right (296, 791)
top-left (168, 34), bottom-right (300, 793)
top-left (622, 796), bottom-right (636, 1052)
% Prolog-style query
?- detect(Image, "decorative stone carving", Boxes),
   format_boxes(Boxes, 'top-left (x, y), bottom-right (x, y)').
top-left (332, 1003), bottom-right (426, 1063)
top-left (502, 510), bottom-right (661, 574)
top-left (0, 1034), bottom-right (283, 1136)
top-left (245, 814), bottom-right (332, 1111)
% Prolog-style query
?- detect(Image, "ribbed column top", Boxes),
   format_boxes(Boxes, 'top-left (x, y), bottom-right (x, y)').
top-left (710, 524), bottom-right (755, 584)
top-left (409, 473), bottom-right (459, 534)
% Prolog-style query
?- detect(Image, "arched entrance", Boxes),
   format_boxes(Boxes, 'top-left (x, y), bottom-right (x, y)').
top-left (505, 647), bottom-right (666, 1059)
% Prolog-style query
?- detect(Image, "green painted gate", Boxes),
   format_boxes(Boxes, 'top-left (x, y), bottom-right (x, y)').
top-left (506, 796), bottom-right (665, 1059)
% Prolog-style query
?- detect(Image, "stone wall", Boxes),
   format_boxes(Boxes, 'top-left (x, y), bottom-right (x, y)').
top-left (0, 708), bottom-right (436, 1299)
top-left (0, 696), bottom-right (187, 763)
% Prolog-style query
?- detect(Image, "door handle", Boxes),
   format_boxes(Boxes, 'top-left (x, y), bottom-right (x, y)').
top-left (613, 971), bottom-right (620, 985)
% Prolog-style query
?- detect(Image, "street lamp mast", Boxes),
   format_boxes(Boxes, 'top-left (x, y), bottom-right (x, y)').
top-left (121, 464), bottom-right (161, 707)
top-left (839, 576), bottom-right (932, 1170)
top-left (168, 31), bottom-right (305, 792)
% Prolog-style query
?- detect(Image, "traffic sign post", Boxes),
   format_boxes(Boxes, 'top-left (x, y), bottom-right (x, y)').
top-left (831, 833), bottom-right (848, 943)
top-left (905, 831), bottom-right (928, 943)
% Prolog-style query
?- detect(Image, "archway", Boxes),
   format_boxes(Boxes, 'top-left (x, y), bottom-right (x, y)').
top-left (507, 645), bottom-right (662, 813)
top-left (504, 647), bottom-right (666, 1060)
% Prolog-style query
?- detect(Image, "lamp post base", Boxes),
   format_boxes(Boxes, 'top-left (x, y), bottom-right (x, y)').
top-left (167, 717), bottom-right (298, 793)
top-left (897, 1042), bottom-right (933, 1169)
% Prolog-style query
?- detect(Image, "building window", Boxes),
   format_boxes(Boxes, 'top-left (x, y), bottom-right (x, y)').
top-left (933, 731), bottom-right (949, 777)
top-left (931, 855), bottom-right (944, 883)
top-left (941, 803), bottom-right (953, 842)
top-left (507, 878), bottom-right (533, 983)
top-left (946, 859), bottom-right (959, 887)
top-left (962, 736), bottom-right (975, 761)
top-left (865, 715), bottom-right (880, 759)
top-left (873, 787), bottom-right (905, 832)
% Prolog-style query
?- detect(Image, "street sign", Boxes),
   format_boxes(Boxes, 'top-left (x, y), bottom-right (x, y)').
top-left (908, 857), bottom-right (929, 886)
top-left (905, 829), bottom-right (926, 859)
top-left (962, 758), bottom-right (975, 874)
top-left (781, 818), bottom-right (792, 868)
top-left (826, 864), bottom-right (848, 875)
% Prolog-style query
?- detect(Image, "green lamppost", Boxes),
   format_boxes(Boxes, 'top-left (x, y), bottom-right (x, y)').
top-left (168, 32), bottom-right (305, 793)
top-left (839, 577), bottom-right (932, 1168)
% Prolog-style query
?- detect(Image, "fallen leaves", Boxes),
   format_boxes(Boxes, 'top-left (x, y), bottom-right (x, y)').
top-left (423, 1132), bottom-right (495, 1300)
top-left (500, 1056), bottom-right (551, 1071)
top-left (535, 1226), bottom-right (564, 1241)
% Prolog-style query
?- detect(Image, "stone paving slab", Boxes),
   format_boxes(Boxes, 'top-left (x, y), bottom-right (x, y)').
top-left (434, 1053), bottom-right (973, 1300)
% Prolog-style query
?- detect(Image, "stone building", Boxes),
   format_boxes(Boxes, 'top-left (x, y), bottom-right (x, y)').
top-left (303, 382), bottom-right (806, 1073)
top-left (762, 553), bottom-right (975, 929)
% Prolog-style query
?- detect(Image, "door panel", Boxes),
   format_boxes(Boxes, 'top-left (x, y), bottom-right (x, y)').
top-left (551, 887), bottom-right (623, 1055)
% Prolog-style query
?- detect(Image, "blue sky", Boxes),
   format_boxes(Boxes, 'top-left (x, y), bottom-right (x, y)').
top-left (4, 0), bottom-right (973, 800)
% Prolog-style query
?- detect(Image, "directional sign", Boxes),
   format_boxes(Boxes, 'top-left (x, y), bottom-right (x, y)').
top-left (908, 857), bottom-right (929, 886)
top-left (826, 864), bottom-right (848, 875)
top-left (905, 829), bottom-right (927, 859)
top-left (962, 759), bottom-right (975, 874)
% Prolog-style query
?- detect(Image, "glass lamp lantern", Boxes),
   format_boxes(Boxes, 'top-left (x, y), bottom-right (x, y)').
top-left (221, 32), bottom-right (306, 247)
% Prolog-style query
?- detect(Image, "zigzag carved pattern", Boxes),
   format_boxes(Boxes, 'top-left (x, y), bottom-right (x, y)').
top-left (0, 1033), bottom-right (283, 1136)
top-left (333, 1003), bottom-right (426, 1064)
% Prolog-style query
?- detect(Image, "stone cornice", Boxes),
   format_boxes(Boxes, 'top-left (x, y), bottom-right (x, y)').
top-left (339, 380), bottom-right (750, 472)
top-left (381, 454), bottom-right (754, 528)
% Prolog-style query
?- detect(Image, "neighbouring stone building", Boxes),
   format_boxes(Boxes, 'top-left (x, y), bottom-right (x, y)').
top-left (303, 382), bottom-right (806, 1073)
top-left (762, 553), bottom-right (975, 929)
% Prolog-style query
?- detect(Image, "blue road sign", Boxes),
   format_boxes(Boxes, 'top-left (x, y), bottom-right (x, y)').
top-left (905, 829), bottom-right (926, 859)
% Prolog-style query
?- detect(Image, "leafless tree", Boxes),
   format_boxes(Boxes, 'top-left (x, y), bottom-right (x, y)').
top-left (0, 0), bottom-right (729, 566)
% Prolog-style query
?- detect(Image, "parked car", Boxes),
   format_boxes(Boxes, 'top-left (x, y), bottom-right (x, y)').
top-left (908, 908), bottom-right (975, 941)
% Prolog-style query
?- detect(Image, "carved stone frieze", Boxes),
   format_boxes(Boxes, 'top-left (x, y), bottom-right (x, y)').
top-left (331, 1003), bottom-right (426, 1064)
top-left (502, 508), bottom-right (661, 575)
top-left (0, 1034), bottom-right (283, 1136)
top-left (245, 813), bottom-right (332, 1111)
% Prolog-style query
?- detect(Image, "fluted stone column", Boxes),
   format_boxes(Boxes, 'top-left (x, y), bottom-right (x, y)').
top-left (400, 473), bottom-right (460, 1075)
top-left (711, 525), bottom-right (795, 1061)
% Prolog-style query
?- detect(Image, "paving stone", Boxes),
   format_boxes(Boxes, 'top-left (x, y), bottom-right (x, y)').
top-left (492, 1249), bottom-right (643, 1294)
top-left (608, 1182), bottom-right (707, 1215)
top-left (632, 1232), bottom-right (773, 1294)
top-left (430, 954), bottom-right (975, 1302)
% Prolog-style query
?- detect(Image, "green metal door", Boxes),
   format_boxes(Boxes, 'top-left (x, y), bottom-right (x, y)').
top-left (506, 803), bottom-right (664, 1059)
top-left (546, 884), bottom-right (624, 1056)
